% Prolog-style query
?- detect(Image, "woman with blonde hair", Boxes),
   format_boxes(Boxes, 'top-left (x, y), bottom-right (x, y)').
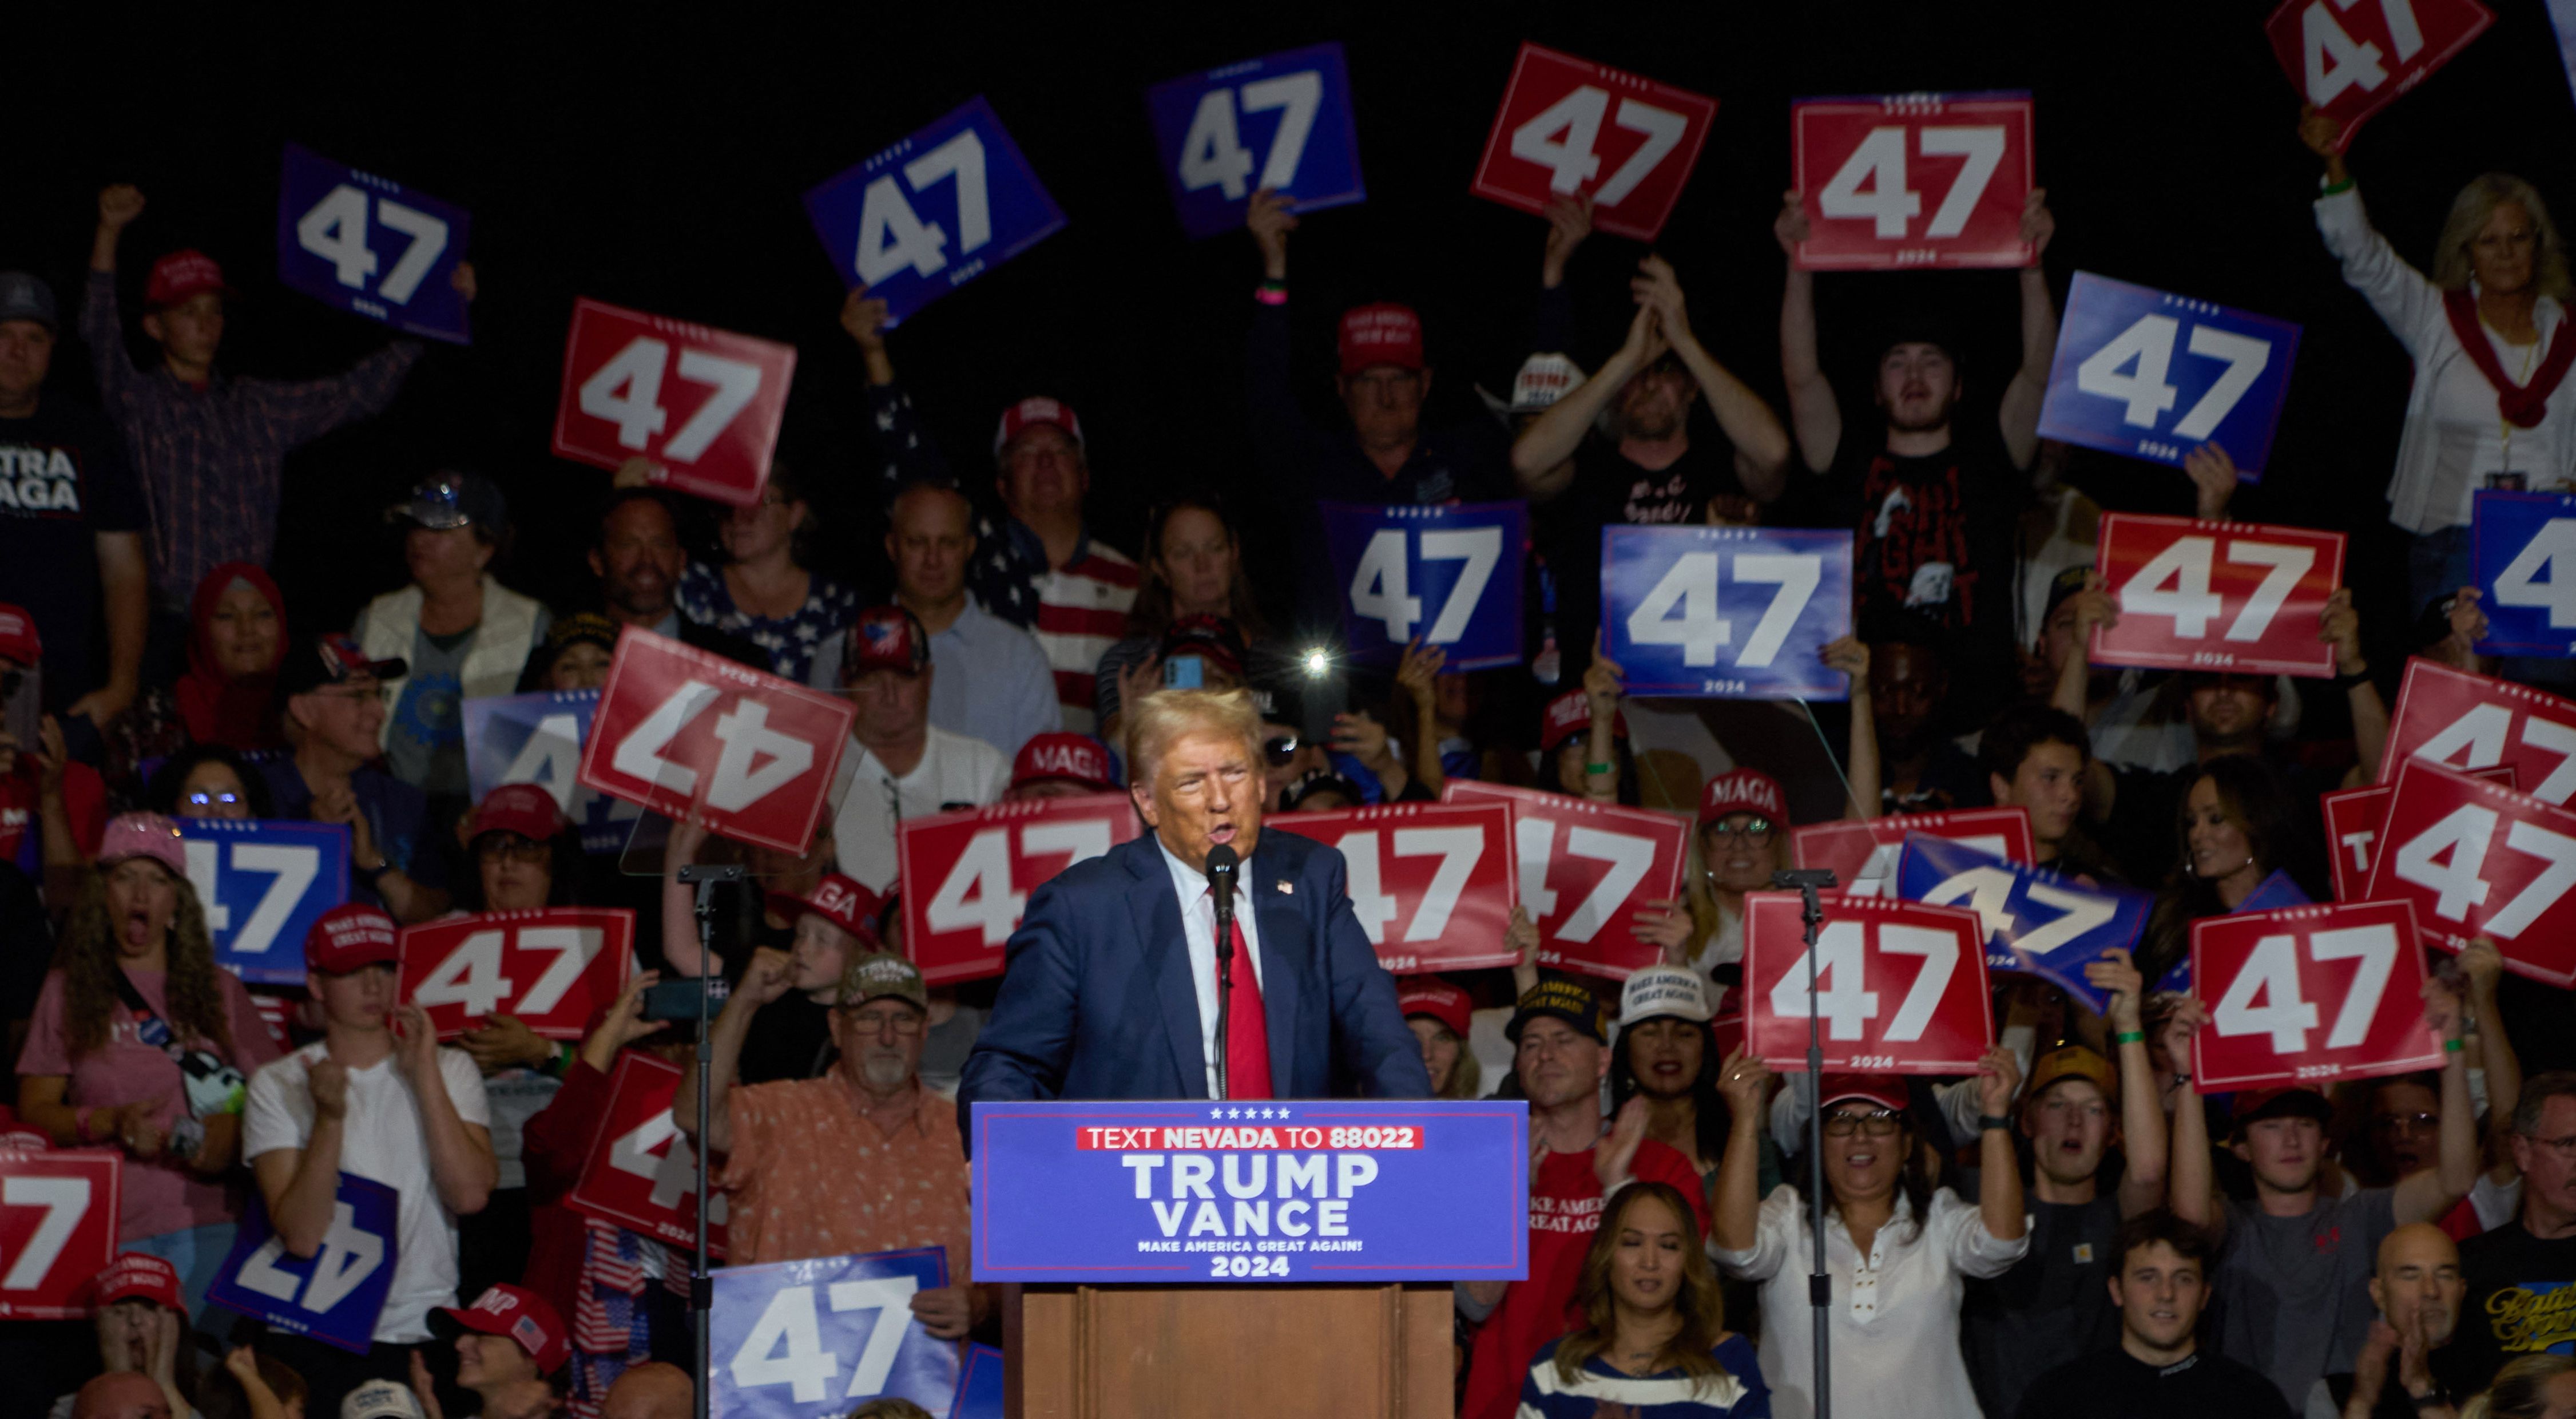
top-left (1520, 1179), bottom-right (1768, 1416)
top-left (2305, 112), bottom-right (2576, 605)
top-left (2464, 1354), bottom-right (2576, 1419)
top-left (14, 813), bottom-right (280, 1324)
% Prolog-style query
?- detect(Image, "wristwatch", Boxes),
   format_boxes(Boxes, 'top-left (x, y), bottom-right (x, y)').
top-left (1977, 1115), bottom-right (2012, 1132)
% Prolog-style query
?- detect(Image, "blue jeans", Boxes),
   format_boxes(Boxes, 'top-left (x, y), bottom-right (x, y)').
top-left (130, 1221), bottom-right (237, 1338)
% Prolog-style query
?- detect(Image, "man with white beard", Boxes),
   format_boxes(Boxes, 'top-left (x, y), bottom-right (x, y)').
top-left (678, 950), bottom-right (986, 1339)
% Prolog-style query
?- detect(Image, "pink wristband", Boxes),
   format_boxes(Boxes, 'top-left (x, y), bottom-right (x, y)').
top-left (1253, 285), bottom-right (1287, 307)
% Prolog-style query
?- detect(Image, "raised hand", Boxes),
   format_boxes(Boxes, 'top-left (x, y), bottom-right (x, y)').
top-left (392, 1003), bottom-right (441, 1081)
top-left (1541, 193), bottom-right (1594, 288)
top-left (1595, 1095), bottom-right (1650, 1192)
top-left (1247, 189), bottom-right (1299, 280)
top-left (461, 1013), bottom-right (550, 1075)
top-left (98, 185), bottom-right (146, 230)
top-left (2085, 947), bottom-right (2146, 1035)
top-left (2021, 187), bottom-right (2055, 263)
top-left (1633, 898), bottom-right (1694, 965)
top-left (1774, 189), bottom-right (1811, 255)
top-left (2320, 588), bottom-right (2366, 676)
top-left (1394, 638), bottom-right (1444, 705)
top-left (2069, 569), bottom-right (2119, 637)
top-left (1631, 255), bottom-right (1693, 350)
top-left (1975, 1043), bottom-right (2024, 1117)
top-left (1583, 634), bottom-right (1625, 722)
top-left (741, 946), bottom-right (796, 1007)
top-left (2184, 443), bottom-right (2237, 521)
top-left (1821, 635), bottom-right (1868, 692)
top-left (909, 1284), bottom-right (975, 1340)
top-left (1717, 1048), bottom-right (1772, 1115)
top-left (839, 286), bottom-right (890, 352)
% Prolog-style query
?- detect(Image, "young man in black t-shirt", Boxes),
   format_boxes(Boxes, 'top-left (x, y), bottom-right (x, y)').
top-left (1776, 188), bottom-right (2059, 728)
top-left (2441, 1073), bottom-right (2576, 1397)
top-left (0, 271), bottom-right (148, 743)
top-left (2016, 1210), bottom-right (2292, 1419)
top-left (1509, 254), bottom-right (1792, 681)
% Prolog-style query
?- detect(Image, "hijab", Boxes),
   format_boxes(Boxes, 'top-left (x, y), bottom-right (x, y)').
top-left (174, 562), bottom-right (287, 750)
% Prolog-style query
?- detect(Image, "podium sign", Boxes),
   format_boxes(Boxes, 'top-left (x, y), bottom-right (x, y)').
top-left (969, 1100), bottom-right (1528, 1285)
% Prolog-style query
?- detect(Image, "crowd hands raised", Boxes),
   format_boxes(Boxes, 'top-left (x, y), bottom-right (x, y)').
top-left (0, 88), bottom-right (2566, 1419)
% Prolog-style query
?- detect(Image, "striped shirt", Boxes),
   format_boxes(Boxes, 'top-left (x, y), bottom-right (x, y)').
top-left (1519, 1335), bottom-right (1769, 1418)
top-left (1033, 534), bottom-right (1137, 732)
top-left (81, 270), bottom-right (421, 602)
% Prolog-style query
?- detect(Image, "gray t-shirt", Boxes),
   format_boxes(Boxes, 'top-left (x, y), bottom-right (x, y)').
top-left (2217, 1187), bottom-right (2400, 1408)
top-left (1963, 1192), bottom-right (2123, 1419)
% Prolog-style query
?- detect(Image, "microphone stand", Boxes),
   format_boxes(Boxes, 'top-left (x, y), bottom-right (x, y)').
top-left (1773, 867), bottom-right (1837, 1419)
top-left (678, 862), bottom-right (742, 1419)
top-left (1212, 870), bottom-right (1235, 1103)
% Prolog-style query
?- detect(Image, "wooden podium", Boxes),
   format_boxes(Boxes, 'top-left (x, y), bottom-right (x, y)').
top-left (1003, 1281), bottom-right (1452, 1418)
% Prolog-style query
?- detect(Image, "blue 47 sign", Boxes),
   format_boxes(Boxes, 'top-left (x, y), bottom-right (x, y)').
top-left (178, 819), bottom-right (349, 986)
top-left (207, 1174), bottom-right (399, 1354)
top-left (1322, 502), bottom-right (1526, 670)
top-left (2038, 272), bottom-right (2302, 478)
top-left (275, 145), bottom-right (471, 344)
top-left (1897, 834), bottom-right (2149, 1014)
top-left (464, 689), bottom-right (641, 855)
top-left (2474, 490), bottom-right (2576, 657)
top-left (1145, 43), bottom-right (1366, 239)
top-left (712, 1248), bottom-right (958, 1419)
top-left (803, 98), bottom-right (1066, 328)
top-left (1601, 526), bottom-right (1853, 699)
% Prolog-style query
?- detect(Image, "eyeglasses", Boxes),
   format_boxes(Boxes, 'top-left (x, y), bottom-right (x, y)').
top-left (2525, 1132), bottom-right (2576, 1159)
top-left (185, 791), bottom-right (242, 808)
top-left (1706, 817), bottom-right (1776, 842)
top-left (1822, 1109), bottom-right (1903, 1138)
top-left (835, 1006), bottom-right (924, 1036)
top-left (1263, 734), bottom-right (1301, 767)
top-left (2372, 1111), bottom-right (2439, 1133)
top-left (475, 836), bottom-right (550, 865)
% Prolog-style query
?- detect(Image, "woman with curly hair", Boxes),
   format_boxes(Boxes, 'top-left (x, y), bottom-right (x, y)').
top-left (1521, 1179), bottom-right (1768, 1417)
top-left (14, 812), bottom-right (280, 1324)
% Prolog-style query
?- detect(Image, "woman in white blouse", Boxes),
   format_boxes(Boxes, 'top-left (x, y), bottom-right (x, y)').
top-left (2304, 110), bottom-right (2576, 608)
top-left (1708, 1051), bottom-right (2028, 1419)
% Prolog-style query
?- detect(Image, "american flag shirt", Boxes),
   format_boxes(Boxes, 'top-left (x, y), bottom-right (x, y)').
top-left (82, 271), bottom-right (421, 603)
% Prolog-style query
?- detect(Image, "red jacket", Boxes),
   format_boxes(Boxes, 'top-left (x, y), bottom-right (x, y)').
top-left (519, 1057), bottom-right (617, 1325)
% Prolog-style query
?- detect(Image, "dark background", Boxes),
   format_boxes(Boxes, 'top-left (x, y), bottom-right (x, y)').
top-left (5, 0), bottom-right (2573, 665)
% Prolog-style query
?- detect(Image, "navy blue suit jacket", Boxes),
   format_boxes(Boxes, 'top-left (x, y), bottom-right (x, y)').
top-left (958, 828), bottom-right (1431, 1123)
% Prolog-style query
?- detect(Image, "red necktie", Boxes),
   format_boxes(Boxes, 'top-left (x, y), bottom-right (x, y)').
top-left (1223, 917), bottom-right (1272, 1100)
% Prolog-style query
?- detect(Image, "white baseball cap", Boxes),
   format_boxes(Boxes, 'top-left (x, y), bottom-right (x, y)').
top-left (343, 1381), bottom-right (424, 1419)
top-left (1619, 965), bottom-right (1714, 1029)
top-left (1508, 352), bottom-right (1587, 415)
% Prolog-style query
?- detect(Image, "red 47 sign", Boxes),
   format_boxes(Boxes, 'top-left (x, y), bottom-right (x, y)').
top-left (2265, 0), bottom-right (2494, 153)
top-left (1792, 808), bottom-right (2034, 897)
top-left (2321, 766), bottom-right (2516, 899)
top-left (897, 793), bottom-right (1141, 985)
top-left (1443, 781), bottom-right (1687, 980)
top-left (1468, 44), bottom-right (1716, 241)
top-left (577, 628), bottom-right (855, 855)
top-left (1268, 800), bottom-right (1517, 973)
top-left (2091, 514), bottom-right (2345, 678)
top-left (1792, 92), bottom-right (2034, 271)
top-left (1743, 892), bottom-right (1992, 1075)
top-left (399, 908), bottom-right (634, 1040)
top-left (2192, 900), bottom-right (2443, 1091)
top-left (551, 298), bottom-right (797, 509)
top-left (0, 1148), bottom-right (120, 1319)
top-left (2379, 659), bottom-right (2576, 804)
top-left (566, 1053), bottom-right (726, 1258)
top-left (2366, 759), bottom-right (2576, 983)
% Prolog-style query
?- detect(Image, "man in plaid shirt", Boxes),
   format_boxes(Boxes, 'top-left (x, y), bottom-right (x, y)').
top-left (84, 183), bottom-right (467, 609)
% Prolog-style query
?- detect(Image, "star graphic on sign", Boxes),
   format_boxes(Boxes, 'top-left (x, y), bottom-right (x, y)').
top-left (1230, 1107), bottom-right (1245, 1119)
top-left (1209, 1107), bottom-right (1223, 1119)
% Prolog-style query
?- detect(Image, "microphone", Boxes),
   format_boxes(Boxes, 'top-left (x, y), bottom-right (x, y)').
top-left (1205, 843), bottom-right (1240, 925)
top-left (1205, 843), bottom-right (1240, 1102)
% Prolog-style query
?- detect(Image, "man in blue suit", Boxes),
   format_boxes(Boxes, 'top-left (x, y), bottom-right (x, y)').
top-left (959, 687), bottom-right (1429, 1112)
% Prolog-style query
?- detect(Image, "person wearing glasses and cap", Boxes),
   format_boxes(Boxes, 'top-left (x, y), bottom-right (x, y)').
top-left (678, 950), bottom-right (986, 1338)
top-left (82, 185), bottom-right (471, 616)
top-left (0, 269), bottom-right (150, 745)
top-left (261, 635), bottom-right (451, 922)
top-left (355, 473), bottom-right (551, 818)
top-left (827, 605), bottom-right (1008, 893)
top-left (1713, 1050), bottom-right (2029, 1419)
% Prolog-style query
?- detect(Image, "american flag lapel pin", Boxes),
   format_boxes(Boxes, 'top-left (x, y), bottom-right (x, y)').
top-left (1277, 880), bottom-right (1293, 895)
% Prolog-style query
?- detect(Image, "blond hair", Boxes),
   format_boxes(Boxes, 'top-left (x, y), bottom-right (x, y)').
top-left (2431, 173), bottom-right (2571, 301)
top-left (1124, 687), bottom-right (1263, 788)
top-left (2464, 1355), bottom-right (2576, 1419)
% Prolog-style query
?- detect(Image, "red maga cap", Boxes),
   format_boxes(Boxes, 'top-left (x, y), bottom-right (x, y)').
top-left (91, 1253), bottom-right (185, 1313)
top-left (844, 606), bottom-right (931, 679)
top-left (768, 873), bottom-right (883, 945)
top-left (1337, 303), bottom-right (1424, 376)
top-left (1817, 1074), bottom-right (1908, 1113)
top-left (305, 903), bottom-right (399, 974)
top-left (1396, 977), bottom-right (1472, 1039)
top-left (1698, 768), bottom-right (1787, 829)
top-left (993, 397), bottom-right (1085, 458)
top-left (145, 249), bottom-right (233, 309)
top-left (0, 603), bottom-right (39, 668)
top-left (1540, 688), bottom-right (1625, 754)
top-left (465, 784), bottom-right (566, 845)
top-left (436, 1284), bottom-right (570, 1373)
top-left (1011, 732), bottom-right (1116, 792)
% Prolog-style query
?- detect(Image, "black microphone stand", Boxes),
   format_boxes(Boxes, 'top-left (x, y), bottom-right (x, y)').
top-left (1773, 867), bottom-right (1838, 1419)
top-left (678, 862), bottom-right (741, 1419)
top-left (1209, 848), bottom-right (1238, 1102)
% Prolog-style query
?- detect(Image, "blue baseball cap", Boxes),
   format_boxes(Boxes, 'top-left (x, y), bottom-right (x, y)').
top-left (0, 274), bottom-right (58, 333)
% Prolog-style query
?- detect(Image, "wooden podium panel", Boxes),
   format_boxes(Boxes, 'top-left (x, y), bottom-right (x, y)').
top-left (1006, 1282), bottom-right (1451, 1418)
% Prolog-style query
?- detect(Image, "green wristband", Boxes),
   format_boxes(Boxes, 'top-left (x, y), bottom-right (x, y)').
top-left (2115, 1030), bottom-right (2146, 1045)
top-left (2444, 1036), bottom-right (2466, 1054)
top-left (1585, 763), bottom-right (1615, 776)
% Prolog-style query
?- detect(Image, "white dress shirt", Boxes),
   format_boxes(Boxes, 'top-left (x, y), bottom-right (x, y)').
top-left (1157, 837), bottom-right (1267, 1099)
top-left (1713, 1184), bottom-right (2029, 1419)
